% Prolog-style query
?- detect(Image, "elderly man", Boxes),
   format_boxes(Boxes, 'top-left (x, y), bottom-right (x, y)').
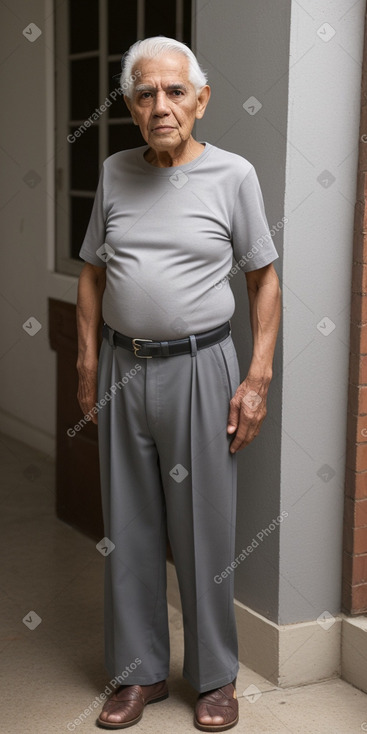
top-left (77, 36), bottom-right (280, 731)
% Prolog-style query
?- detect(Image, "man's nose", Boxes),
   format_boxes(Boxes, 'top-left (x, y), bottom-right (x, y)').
top-left (153, 90), bottom-right (170, 115)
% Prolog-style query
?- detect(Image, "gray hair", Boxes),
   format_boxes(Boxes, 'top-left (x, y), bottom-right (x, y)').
top-left (120, 36), bottom-right (208, 98)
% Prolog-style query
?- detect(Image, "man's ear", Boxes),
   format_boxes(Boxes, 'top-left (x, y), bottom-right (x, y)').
top-left (195, 85), bottom-right (211, 120)
top-left (123, 95), bottom-right (138, 125)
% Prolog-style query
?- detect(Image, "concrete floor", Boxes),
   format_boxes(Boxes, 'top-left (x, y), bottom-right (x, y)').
top-left (1, 431), bottom-right (366, 734)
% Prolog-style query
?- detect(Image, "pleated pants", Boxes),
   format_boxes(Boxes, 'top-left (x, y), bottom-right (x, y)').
top-left (97, 327), bottom-right (240, 693)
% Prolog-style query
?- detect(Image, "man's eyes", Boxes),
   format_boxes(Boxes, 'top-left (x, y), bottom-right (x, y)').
top-left (139, 90), bottom-right (184, 100)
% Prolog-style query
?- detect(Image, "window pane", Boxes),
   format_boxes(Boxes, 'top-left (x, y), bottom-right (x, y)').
top-left (144, 0), bottom-right (176, 37)
top-left (109, 124), bottom-right (145, 155)
top-left (70, 125), bottom-right (99, 190)
top-left (70, 196), bottom-right (95, 260)
top-left (70, 58), bottom-right (99, 121)
top-left (108, 0), bottom-right (137, 55)
top-left (183, 0), bottom-right (192, 43)
top-left (108, 61), bottom-right (130, 119)
top-left (69, 0), bottom-right (99, 54)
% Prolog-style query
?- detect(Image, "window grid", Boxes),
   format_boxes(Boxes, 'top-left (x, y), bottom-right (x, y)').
top-left (55, 0), bottom-right (192, 275)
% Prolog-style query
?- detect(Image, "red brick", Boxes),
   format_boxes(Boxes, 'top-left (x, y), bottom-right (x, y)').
top-left (356, 414), bottom-right (367, 442)
top-left (353, 231), bottom-right (367, 265)
top-left (355, 498), bottom-right (367, 526)
top-left (355, 472), bottom-right (367, 499)
top-left (345, 466), bottom-right (367, 499)
top-left (344, 497), bottom-right (367, 529)
top-left (361, 324), bottom-right (367, 354)
top-left (346, 386), bottom-right (367, 419)
top-left (352, 554), bottom-right (367, 584)
top-left (350, 582), bottom-right (367, 613)
top-left (349, 352), bottom-right (363, 384)
top-left (352, 262), bottom-right (367, 293)
top-left (360, 104), bottom-right (367, 170)
top-left (351, 292), bottom-right (367, 323)
top-left (350, 353), bottom-right (367, 384)
top-left (360, 148), bottom-right (367, 175)
top-left (361, 355), bottom-right (367, 383)
top-left (361, 30), bottom-right (367, 99)
top-left (360, 386), bottom-right (367, 413)
top-left (360, 102), bottom-right (367, 133)
top-left (356, 443), bottom-right (367, 472)
top-left (351, 323), bottom-right (367, 354)
top-left (360, 144), bottom-right (367, 175)
top-left (356, 170), bottom-right (367, 203)
top-left (343, 551), bottom-right (367, 585)
top-left (354, 525), bottom-right (367, 554)
top-left (354, 200), bottom-right (367, 236)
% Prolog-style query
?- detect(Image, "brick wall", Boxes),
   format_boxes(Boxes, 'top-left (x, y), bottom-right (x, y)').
top-left (343, 8), bottom-right (367, 614)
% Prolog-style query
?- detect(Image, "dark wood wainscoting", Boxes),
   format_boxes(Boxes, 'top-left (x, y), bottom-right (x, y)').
top-left (48, 298), bottom-right (103, 540)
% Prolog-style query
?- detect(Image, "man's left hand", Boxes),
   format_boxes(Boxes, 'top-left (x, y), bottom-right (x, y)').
top-left (227, 375), bottom-right (270, 453)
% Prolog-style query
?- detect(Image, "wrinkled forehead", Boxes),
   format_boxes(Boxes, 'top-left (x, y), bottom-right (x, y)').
top-left (131, 53), bottom-right (192, 90)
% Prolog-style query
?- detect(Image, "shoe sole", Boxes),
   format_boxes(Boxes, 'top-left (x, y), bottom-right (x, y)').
top-left (97, 691), bottom-right (169, 729)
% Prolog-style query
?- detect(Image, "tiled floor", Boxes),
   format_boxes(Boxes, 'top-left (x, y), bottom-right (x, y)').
top-left (1, 431), bottom-right (366, 734)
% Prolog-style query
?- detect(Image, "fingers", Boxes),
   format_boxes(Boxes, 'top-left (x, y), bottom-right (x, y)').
top-left (227, 396), bottom-right (240, 435)
top-left (229, 415), bottom-right (264, 453)
top-left (229, 396), bottom-right (267, 454)
top-left (77, 393), bottom-right (98, 424)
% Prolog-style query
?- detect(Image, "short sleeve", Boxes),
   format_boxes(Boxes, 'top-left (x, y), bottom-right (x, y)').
top-left (231, 166), bottom-right (279, 272)
top-left (78, 165), bottom-right (107, 267)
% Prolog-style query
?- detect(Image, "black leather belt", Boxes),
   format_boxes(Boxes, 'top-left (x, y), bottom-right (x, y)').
top-left (102, 322), bottom-right (231, 358)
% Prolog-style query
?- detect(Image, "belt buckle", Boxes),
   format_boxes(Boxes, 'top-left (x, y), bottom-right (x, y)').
top-left (132, 338), bottom-right (153, 358)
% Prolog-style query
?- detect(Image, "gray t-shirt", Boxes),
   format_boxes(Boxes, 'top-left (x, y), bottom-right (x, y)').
top-left (79, 142), bottom-right (279, 339)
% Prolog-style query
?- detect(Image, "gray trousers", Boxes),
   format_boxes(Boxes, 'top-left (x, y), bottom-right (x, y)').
top-left (97, 328), bottom-right (240, 693)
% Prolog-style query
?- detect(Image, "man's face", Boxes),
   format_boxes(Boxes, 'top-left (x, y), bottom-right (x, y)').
top-left (124, 53), bottom-right (210, 150)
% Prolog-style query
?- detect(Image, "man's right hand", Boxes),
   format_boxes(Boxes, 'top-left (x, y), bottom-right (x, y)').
top-left (77, 364), bottom-right (98, 424)
top-left (76, 262), bottom-right (106, 425)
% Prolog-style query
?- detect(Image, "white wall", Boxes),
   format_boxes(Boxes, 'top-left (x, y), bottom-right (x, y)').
top-left (0, 0), bottom-right (77, 455)
top-left (279, 0), bottom-right (364, 623)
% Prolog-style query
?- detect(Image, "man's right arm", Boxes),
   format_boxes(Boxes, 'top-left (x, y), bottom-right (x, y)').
top-left (76, 263), bottom-right (106, 424)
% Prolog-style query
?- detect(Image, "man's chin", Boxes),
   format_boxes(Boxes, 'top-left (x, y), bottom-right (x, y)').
top-left (147, 136), bottom-right (182, 152)
top-left (149, 131), bottom-right (177, 142)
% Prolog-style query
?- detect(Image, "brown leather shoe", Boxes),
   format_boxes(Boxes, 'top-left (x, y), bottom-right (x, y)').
top-left (194, 680), bottom-right (239, 732)
top-left (97, 680), bottom-right (168, 729)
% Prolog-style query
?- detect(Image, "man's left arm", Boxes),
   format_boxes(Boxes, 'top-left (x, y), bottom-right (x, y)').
top-left (227, 263), bottom-right (281, 453)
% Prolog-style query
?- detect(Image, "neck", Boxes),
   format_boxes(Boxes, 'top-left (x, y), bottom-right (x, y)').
top-left (144, 137), bottom-right (205, 167)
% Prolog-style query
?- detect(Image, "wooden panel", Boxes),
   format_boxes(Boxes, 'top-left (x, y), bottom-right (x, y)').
top-left (49, 298), bottom-right (103, 540)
